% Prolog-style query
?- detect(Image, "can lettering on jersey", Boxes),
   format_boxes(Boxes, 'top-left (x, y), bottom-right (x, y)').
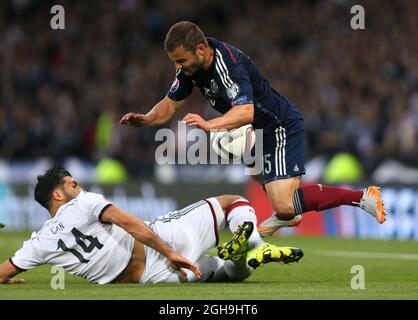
top-left (50, 222), bottom-right (65, 235)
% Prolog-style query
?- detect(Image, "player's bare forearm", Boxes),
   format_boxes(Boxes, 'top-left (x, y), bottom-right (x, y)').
top-left (145, 100), bottom-right (175, 125)
top-left (182, 104), bottom-right (254, 132)
top-left (207, 104), bottom-right (254, 130)
top-left (101, 206), bottom-right (174, 258)
top-left (0, 260), bottom-right (24, 284)
top-left (121, 215), bottom-right (202, 279)
top-left (120, 96), bottom-right (184, 127)
top-left (125, 218), bottom-right (174, 257)
top-left (101, 205), bottom-right (201, 278)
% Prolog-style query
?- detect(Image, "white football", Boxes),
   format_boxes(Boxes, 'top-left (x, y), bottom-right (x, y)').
top-left (210, 124), bottom-right (256, 160)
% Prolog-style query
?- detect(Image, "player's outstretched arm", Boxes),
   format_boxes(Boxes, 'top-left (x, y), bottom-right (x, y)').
top-left (183, 104), bottom-right (254, 132)
top-left (100, 205), bottom-right (201, 279)
top-left (120, 96), bottom-right (185, 127)
top-left (0, 260), bottom-right (25, 284)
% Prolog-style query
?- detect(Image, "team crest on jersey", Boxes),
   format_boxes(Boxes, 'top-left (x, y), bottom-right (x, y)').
top-left (210, 79), bottom-right (219, 96)
top-left (203, 87), bottom-right (216, 106)
top-left (227, 83), bottom-right (240, 99)
top-left (169, 78), bottom-right (180, 93)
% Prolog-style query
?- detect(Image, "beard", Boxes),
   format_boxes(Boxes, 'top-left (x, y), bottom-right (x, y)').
top-left (182, 58), bottom-right (203, 76)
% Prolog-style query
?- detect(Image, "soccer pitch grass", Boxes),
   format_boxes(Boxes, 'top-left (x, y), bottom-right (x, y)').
top-left (0, 231), bottom-right (417, 300)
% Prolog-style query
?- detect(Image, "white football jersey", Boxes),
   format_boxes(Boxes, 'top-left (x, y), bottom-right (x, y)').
top-left (10, 191), bottom-right (134, 284)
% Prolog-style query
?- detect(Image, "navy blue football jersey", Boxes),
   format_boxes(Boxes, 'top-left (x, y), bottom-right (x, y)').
top-left (167, 37), bottom-right (303, 129)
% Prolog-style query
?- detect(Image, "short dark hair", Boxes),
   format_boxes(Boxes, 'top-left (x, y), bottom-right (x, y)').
top-left (34, 167), bottom-right (71, 210)
top-left (164, 21), bottom-right (208, 53)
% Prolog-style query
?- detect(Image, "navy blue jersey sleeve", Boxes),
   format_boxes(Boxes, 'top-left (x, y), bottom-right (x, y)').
top-left (227, 63), bottom-right (254, 107)
top-left (167, 70), bottom-right (194, 101)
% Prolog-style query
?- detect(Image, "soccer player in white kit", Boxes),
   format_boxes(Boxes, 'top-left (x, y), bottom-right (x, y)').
top-left (0, 167), bottom-right (302, 285)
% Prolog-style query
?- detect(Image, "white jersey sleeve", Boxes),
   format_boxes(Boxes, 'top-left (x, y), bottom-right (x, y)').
top-left (77, 191), bottom-right (112, 221)
top-left (10, 232), bottom-right (44, 270)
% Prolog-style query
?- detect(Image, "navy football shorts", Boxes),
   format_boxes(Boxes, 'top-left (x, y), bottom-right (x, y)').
top-left (260, 117), bottom-right (306, 184)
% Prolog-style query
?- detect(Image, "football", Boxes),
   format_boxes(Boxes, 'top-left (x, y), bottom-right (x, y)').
top-left (210, 124), bottom-right (256, 160)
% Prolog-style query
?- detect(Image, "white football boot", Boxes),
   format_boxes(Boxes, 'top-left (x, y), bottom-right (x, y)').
top-left (258, 214), bottom-right (302, 238)
top-left (359, 186), bottom-right (387, 224)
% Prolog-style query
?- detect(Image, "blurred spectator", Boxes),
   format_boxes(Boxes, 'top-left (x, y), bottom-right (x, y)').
top-left (0, 0), bottom-right (417, 181)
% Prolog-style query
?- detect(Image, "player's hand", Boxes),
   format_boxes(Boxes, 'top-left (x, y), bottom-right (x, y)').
top-left (167, 252), bottom-right (201, 279)
top-left (119, 113), bottom-right (152, 127)
top-left (7, 278), bottom-right (25, 284)
top-left (182, 113), bottom-right (210, 132)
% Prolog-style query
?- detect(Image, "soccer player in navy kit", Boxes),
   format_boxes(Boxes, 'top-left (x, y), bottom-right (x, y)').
top-left (120, 21), bottom-right (386, 240)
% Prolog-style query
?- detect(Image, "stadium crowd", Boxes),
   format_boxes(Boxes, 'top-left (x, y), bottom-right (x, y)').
top-left (0, 0), bottom-right (417, 179)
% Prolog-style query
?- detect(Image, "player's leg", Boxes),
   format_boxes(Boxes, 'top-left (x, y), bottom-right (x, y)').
top-left (172, 196), bottom-right (256, 282)
top-left (211, 195), bottom-right (264, 257)
top-left (143, 196), bottom-right (268, 283)
top-left (197, 243), bottom-right (304, 282)
top-left (213, 196), bottom-right (304, 274)
top-left (139, 199), bottom-right (225, 284)
top-left (266, 175), bottom-right (302, 220)
top-left (259, 120), bottom-right (386, 237)
top-left (262, 179), bottom-right (386, 232)
top-left (257, 123), bottom-right (306, 236)
top-left (195, 255), bottom-right (252, 282)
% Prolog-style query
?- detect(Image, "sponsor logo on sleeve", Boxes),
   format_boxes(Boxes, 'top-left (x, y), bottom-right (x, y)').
top-left (231, 95), bottom-right (250, 106)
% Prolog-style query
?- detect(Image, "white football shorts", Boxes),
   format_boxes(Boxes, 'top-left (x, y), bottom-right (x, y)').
top-left (139, 197), bottom-right (224, 284)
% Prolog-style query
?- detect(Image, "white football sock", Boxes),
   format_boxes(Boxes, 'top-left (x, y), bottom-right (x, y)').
top-left (226, 199), bottom-right (264, 249)
top-left (223, 259), bottom-right (252, 281)
top-left (194, 256), bottom-right (252, 282)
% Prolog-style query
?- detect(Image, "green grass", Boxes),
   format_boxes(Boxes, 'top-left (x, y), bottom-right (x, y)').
top-left (1, 231), bottom-right (417, 300)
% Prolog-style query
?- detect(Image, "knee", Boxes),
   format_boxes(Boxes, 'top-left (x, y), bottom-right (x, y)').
top-left (216, 195), bottom-right (249, 212)
top-left (271, 200), bottom-right (295, 220)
